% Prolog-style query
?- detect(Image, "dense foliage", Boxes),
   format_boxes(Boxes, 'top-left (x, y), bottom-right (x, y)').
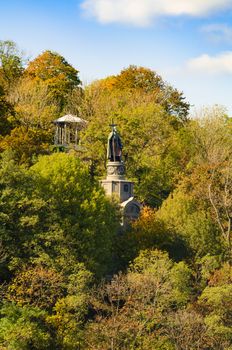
top-left (0, 40), bottom-right (231, 349)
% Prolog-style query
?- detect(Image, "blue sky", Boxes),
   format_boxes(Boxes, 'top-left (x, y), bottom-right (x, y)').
top-left (1, 0), bottom-right (232, 114)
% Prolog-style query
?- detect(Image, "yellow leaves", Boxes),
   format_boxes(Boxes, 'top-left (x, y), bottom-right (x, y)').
top-left (11, 77), bottom-right (60, 129)
top-left (0, 126), bottom-right (51, 164)
top-left (136, 206), bottom-right (154, 221)
top-left (25, 50), bottom-right (81, 89)
top-left (7, 266), bottom-right (65, 309)
top-left (19, 215), bottom-right (39, 227)
top-left (94, 75), bottom-right (118, 91)
top-left (47, 294), bottom-right (88, 349)
top-left (130, 206), bottom-right (172, 253)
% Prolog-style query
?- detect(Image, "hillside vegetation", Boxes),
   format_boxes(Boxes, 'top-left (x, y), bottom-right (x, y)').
top-left (0, 40), bottom-right (231, 350)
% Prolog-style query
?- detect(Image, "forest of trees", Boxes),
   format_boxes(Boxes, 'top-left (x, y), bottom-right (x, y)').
top-left (0, 40), bottom-right (232, 349)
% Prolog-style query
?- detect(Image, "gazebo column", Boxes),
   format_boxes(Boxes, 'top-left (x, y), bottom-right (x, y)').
top-left (60, 126), bottom-right (62, 145)
top-left (64, 123), bottom-right (67, 145)
top-left (75, 127), bottom-right (78, 145)
top-left (67, 127), bottom-right (70, 144)
top-left (54, 125), bottom-right (59, 144)
top-left (61, 125), bottom-right (64, 145)
top-left (58, 125), bottom-right (61, 144)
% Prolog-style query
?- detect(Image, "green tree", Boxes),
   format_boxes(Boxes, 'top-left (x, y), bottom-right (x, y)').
top-left (0, 152), bottom-right (119, 278)
top-left (198, 264), bottom-right (232, 348)
top-left (0, 126), bottom-right (51, 164)
top-left (0, 40), bottom-right (25, 91)
top-left (85, 250), bottom-right (192, 350)
top-left (31, 153), bottom-right (119, 276)
top-left (115, 206), bottom-right (185, 267)
top-left (0, 303), bottom-right (53, 350)
top-left (0, 151), bottom-right (42, 271)
top-left (88, 65), bottom-right (189, 121)
top-left (150, 108), bottom-right (232, 259)
top-left (0, 85), bottom-right (14, 136)
top-left (48, 264), bottom-right (92, 349)
top-left (156, 185), bottom-right (223, 259)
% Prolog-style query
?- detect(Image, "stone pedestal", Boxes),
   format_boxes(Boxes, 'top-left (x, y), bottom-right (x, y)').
top-left (100, 161), bottom-right (134, 203)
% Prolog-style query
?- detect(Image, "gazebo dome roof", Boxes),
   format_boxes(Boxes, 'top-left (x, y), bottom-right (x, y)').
top-left (54, 114), bottom-right (87, 124)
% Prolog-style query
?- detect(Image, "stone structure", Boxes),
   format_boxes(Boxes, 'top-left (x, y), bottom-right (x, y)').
top-left (53, 114), bottom-right (86, 150)
top-left (100, 124), bottom-right (141, 226)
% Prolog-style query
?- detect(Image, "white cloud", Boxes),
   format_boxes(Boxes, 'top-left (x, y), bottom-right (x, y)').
top-left (187, 52), bottom-right (232, 74)
top-left (201, 24), bottom-right (232, 43)
top-left (81, 0), bottom-right (232, 26)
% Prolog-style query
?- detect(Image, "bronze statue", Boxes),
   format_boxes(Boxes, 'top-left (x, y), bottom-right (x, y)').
top-left (107, 124), bottom-right (123, 162)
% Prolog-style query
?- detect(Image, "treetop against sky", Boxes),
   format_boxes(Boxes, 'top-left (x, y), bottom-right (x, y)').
top-left (1, 0), bottom-right (232, 113)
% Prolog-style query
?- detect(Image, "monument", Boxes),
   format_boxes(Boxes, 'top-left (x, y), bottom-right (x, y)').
top-left (100, 123), bottom-right (141, 226)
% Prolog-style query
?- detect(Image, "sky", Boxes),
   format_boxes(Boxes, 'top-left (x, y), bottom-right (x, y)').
top-left (1, 0), bottom-right (232, 115)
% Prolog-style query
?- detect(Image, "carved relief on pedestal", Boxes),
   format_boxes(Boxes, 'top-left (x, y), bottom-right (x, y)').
top-left (107, 162), bottom-right (125, 177)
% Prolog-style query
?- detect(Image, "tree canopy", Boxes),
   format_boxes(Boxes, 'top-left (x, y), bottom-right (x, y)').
top-left (0, 41), bottom-right (232, 350)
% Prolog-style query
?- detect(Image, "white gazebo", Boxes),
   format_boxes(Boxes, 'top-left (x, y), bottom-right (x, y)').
top-left (53, 114), bottom-right (87, 149)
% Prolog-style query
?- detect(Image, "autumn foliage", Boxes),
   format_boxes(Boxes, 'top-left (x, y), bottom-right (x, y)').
top-left (0, 40), bottom-right (232, 349)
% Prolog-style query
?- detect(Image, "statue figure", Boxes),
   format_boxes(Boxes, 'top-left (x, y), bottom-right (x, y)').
top-left (107, 124), bottom-right (123, 162)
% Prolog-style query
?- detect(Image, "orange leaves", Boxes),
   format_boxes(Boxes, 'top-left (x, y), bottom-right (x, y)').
top-left (208, 263), bottom-right (232, 287)
top-left (25, 50), bottom-right (81, 89)
top-left (7, 266), bottom-right (65, 309)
